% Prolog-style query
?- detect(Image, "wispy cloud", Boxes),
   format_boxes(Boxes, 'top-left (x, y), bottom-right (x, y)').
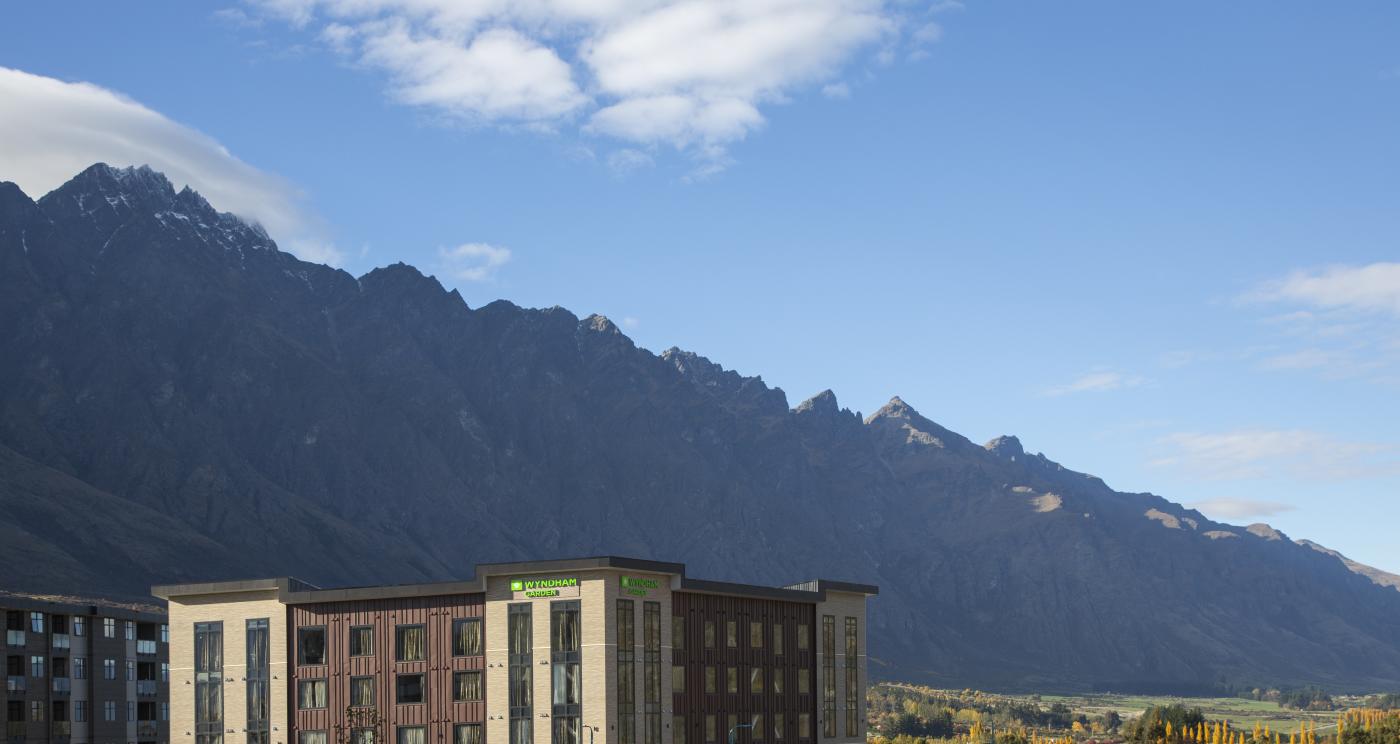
top-left (1043, 370), bottom-right (1147, 397)
top-left (438, 242), bottom-right (512, 281)
top-left (0, 66), bottom-right (342, 265)
top-left (1151, 429), bottom-right (1399, 481)
top-left (1247, 263), bottom-right (1400, 317)
top-left (1187, 498), bottom-right (1296, 521)
top-left (242, 0), bottom-right (944, 173)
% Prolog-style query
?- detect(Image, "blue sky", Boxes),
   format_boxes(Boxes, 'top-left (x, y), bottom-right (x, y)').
top-left (2, 2), bottom-right (1398, 572)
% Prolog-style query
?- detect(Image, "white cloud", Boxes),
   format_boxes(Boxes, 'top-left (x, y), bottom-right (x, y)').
top-left (1151, 429), bottom-right (1399, 481)
top-left (821, 82), bottom-right (851, 99)
top-left (1187, 498), bottom-right (1295, 521)
top-left (438, 242), bottom-right (512, 281)
top-left (242, 0), bottom-right (927, 169)
top-left (1043, 370), bottom-right (1147, 397)
top-left (0, 67), bottom-right (342, 265)
top-left (606, 148), bottom-right (655, 175)
top-left (1248, 262), bottom-right (1400, 317)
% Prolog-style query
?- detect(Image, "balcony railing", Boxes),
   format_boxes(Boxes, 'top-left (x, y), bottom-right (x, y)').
top-left (5, 630), bottom-right (23, 646)
top-left (136, 680), bottom-right (158, 696)
top-left (52, 676), bottom-right (71, 694)
top-left (136, 639), bottom-right (158, 655)
top-left (6, 675), bottom-right (25, 693)
top-left (52, 722), bottom-right (71, 737)
top-left (51, 633), bottom-right (70, 650)
top-left (6, 722), bottom-right (24, 738)
top-left (137, 722), bottom-right (159, 738)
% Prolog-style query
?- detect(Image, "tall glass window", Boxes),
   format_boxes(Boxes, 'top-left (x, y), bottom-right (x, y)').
top-left (194, 622), bottom-right (224, 744)
top-left (616, 600), bottom-right (635, 744)
top-left (247, 619), bottom-right (270, 744)
top-left (821, 616), bottom-right (835, 739)
top-left (551, 601), bottom-right (581, 744)
top-left (643, 602), bottom-right (661, 744)
top-left (508, 605), bottom-right (532, 744)
top-left (843, 619), bottom-right (857, 738)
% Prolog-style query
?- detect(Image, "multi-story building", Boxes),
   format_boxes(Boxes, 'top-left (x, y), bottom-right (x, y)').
top-left (153, 557), bottom-right (876, 744)
top-left (1, 595), bottom-right (170, 744)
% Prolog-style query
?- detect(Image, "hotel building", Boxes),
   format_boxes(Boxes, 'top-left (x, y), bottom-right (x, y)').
top-left (152, 557), bottom-right (875, 744)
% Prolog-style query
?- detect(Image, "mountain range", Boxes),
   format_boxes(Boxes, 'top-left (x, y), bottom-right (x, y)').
top-left (3, 164), bottom-right (1400, 693)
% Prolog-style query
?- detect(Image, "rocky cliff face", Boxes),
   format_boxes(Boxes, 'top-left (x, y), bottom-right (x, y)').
top-left (3, 165), bottom-right (1400, 693)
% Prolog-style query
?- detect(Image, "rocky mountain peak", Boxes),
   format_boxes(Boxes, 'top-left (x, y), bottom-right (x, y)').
top-left (794, 389), bottom-right (840, 415)
top-left (868, 395), bottom-right (916, 421)
top-left (985, 435), bottom-right (1025, 460)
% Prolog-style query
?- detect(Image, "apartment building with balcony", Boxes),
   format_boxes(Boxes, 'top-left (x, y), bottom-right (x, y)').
top-left (1, 595), bottom-right (170, 744)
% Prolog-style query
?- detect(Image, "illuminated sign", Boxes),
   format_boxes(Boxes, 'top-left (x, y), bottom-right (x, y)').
top-left (510, 577), bottom-right (580, 599)
top-left (620, 576), bottom-right (660, 597)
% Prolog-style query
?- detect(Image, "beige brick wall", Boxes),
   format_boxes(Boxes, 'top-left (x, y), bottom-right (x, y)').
top-left (813, 592), bottom-right (867, 744)
top-left (167, 592), bottom-right (289, 744)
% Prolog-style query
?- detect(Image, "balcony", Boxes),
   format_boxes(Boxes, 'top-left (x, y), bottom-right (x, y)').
top-left (5, 630), bottom-right (23, 646)
top-left (137, 680), bottom-right (158, 697)
top-left (52, 676), bottom-right (71, 694)
top-left (136, 640), bottom-right (158, 655)
top-left (51, 633), bottom-right (70, 650)
top-left (137, 722), bottom-right (159, 738)
top-left (52, 722), bottom-right (71, 737)
top-left (5, 675), bottom-right (25, 693)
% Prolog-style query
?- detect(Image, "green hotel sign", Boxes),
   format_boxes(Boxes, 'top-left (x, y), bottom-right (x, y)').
top-left (621, 576), bottom-right (660, 597)
top-left (511, 577), bottom-right (579, 598)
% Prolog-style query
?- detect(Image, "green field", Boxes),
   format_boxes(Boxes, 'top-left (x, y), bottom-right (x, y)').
top-left (1023, 692), bottom-right (1337, 733)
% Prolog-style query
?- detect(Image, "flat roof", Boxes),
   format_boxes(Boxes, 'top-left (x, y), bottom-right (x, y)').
top-left (0, 590), bottom-right (166, 621)
top-left (153, 555), bottom-right (877, 605)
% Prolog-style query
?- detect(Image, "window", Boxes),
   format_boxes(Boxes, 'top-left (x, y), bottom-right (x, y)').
top-left (674, 716), bottom-right (686, 744)
top-left (101, 617), bottom-right (114, 638)
top-left (300, 732), bottom-right (328, 744)
top-left (395, 673), bottom-right (424, 704)
top-left (351, 676), bottom-right (376, 708)
top-left (750, 622), bottom-right (763, 648)
top-left (752, 715), bottom-right (763, 743)
top-left (126, 659), bottom-right (136, 681)
top-left (705, 666), bottom-right (716, 694)
top-left (797, 669), bottom-right (809, 696)
top-left (672, 616), bottom-right (684, 651)
top-left (774, 714), bottom-right (784, 740)
top-left (672, 666), bottom-right (685, 694)
top-left (30, 613), bottom-right (44, 634)
top-left (643, 603), bottom-right (661, 744)
top-left (750, 668), bottom-right (763, 694)
top-left (773, 624), bottom-right (783, 657)
top-left (75, 701), bottom-right (87, 723)
top-left (298, 679), bottom-right (328, 710)
top-left (773, 671), bottom-right (783, 695)
top-left (161, 624), bottom-right (169, 643)
top-left (551, 601), bottom-right (581, 744)
top-left (726, 667), bottom-right (737, 694)
top-left (398, 726), bottom-right (426, 744)
top-left (125, 621), bottom-right (135, 641)
top-left (128, 700), bottom-right (136, 723)
top-left (844, 618), bottom-right (858, 737)
top-left (194, 621), bottom-right (224, 744)
top-left (104, 701), bottom-right (117, 722)
top-left (161, 662), bottom-right (169, 682)
top-left (453, 618), bottom-right (482, 656)
top-left (616, 600), bottom-right (635, 744)
top-left (455, 724), bottom-right (483, 744)
top-left (453, 670), bottom-right (482, 702)
top-left (353, 730), bottom-right (377, 744)
top-left (349, 626), bottom-right (374, 657)
top-left (30, 700), bottom-right (45, 722)
top-left (798, 714), bottom-right (811, 740)
top-left (396, 625), bottom-right (426, 662)
top-left (705, 715), bottom-right (716, 744)
top-left (161, 702), bottom-right (170, 721)
top-left (725, 620), bottom-right (737, 648)
top-left (703, 620), bottom-right (715, 649)
top-left (509, 605), bottom-right (533, 744)
top-left (103, 659), bottom-right (116, 680)
top-left (30, 655), bottom-right (44, 678)
top-left (298, 626), bottom-right (327, 666)
top-left (821, 616), bottom-right (835, 739)
top-left (72, 617), bottom-right (85, 637)
top-left (73, 658), bottom-right (86, 679)
top-left (796, 623), bottom-right (809, 651)
top-left (248, 619), bottom-right (270, 744)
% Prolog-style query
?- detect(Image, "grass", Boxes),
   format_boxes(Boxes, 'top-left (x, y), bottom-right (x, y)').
top-left (1033, 693), bottom-right (1338, 733)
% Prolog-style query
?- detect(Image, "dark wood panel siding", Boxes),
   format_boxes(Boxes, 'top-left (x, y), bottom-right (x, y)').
top-left (290, 595), bottom-right (485, 744)
top-left (671, 593), bottom-right (816, 744)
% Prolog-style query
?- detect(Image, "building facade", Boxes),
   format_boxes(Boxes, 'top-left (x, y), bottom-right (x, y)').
top-left (1, 597), bottom-right (170, 744)
top-left (153, 558), bottom-right (875, 744)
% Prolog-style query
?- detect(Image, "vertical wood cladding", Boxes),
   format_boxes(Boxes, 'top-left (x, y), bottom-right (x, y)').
top-left (670, 594), bottom-right (815, 744)
top-left (290, 595), bottom-right (485, 744)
